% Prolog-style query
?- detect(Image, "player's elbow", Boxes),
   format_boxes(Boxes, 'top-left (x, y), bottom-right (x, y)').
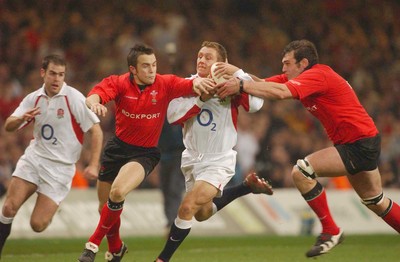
top-left (271, 90), bottom-right (292, 100)
top-left (89, 123), bottom-right (103, 137)
top-left (4, 120), bottom-right (18, 132)
top-left (167, 115), bottom-right (181, 125)
top-left (4, 125), bottom-right (14, 132)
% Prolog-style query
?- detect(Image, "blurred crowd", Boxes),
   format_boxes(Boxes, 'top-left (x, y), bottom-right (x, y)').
top-left (1, 0), bottom-right (400, 193)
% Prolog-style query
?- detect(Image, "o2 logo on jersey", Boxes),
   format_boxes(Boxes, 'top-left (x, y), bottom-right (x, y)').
top-left (41, 124), bottom-right (58, 145)
top-left (197, 109), bottom-right (216, 131)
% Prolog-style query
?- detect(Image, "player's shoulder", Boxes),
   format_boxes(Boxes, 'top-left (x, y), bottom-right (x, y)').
top-left (61, 85), bottom-right (88, 105)
top-left (63, 84), bottom-right (85, 96)
top-left (100, 72), bottom-right (130, 85)
top-left (118, 72), bottom-right (131, 81)
top-left (309, 64), bottom-right (335, 74)
top-left (23, 87), bottom-right (44, 101)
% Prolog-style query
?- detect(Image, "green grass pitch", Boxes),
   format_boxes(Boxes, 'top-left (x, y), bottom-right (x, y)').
top-left (1, 234), bottom-right (398, 261)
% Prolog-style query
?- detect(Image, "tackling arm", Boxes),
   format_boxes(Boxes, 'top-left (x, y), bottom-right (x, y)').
top-left (217, 78), bottom-right (292, 100)
top-left (243, 81), bottom-right (292, 100)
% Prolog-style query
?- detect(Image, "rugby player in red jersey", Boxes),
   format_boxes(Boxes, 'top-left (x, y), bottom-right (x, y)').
top-left (216, 39), bottom-right (400, 257)
top-left (78, 43), bottom-right (213, 262)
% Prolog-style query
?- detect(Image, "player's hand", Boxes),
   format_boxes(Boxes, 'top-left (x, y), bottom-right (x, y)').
top-left (200, 88), bottom-right (216, 102)
top-left (193, 77), bottom-right (215, 95)
top-left (213, 62), bottom-right (240, 81)
top-left (83, 165), bottom-right (99, 180)
top-left (22, 107), bottom-right (41, 122)
top-left (216, 77), bottom-right (240, 99)
top-left (89, 103), bottom-right (108, 117)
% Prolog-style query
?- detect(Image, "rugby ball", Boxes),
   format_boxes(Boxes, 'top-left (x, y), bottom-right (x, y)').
top-left (210, 63), bottom-right (226, 84)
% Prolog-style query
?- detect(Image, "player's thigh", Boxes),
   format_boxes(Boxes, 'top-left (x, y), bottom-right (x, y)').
top-left (111, 162), bottom-right (146, 199)
top-left (185, 181), bottom-right (218, 206)
top-left (31, 193), bottom-right (59, 225)
top-left (179, 181), bottom-right (217, 218)
top-left (347, 168), bottom-right (383, 198)
top-left (2, 177), bottom-right (37, 215)
top-left (306, 147), bottom-right (348, 177)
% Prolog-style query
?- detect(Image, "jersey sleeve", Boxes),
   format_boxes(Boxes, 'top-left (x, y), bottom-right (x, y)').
top-left (88, 75), bottom-right (120, 104)
top-left (167, 96), bottom-right (203, 125)
top-left (285, 69), bottom-right (327, 99)
top-left (69, 88), bottom-right (100, 132)
top-left (11, 94), bottom-right (34, 118)
top-left (265, 74), bottom-right (287, 83)
top-left (167, 75), bottom-right (195, 101)
top-left (233, 69), bottom-right (264, 113)
top-left (10, 92), bottom-right (39, 129)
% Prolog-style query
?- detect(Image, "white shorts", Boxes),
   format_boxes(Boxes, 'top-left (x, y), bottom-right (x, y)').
top-left (181, 149), bottom-right (236, 197)
top-left (12, 149), bottom-right (75, 205)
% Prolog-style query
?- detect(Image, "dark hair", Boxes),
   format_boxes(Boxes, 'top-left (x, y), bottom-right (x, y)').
top-left (201, 41), bottom-right (228, 62)
top-left (42, 55), bottom-right (66, 70)
top-left (283, 40), bottom-right (319, 69)
top-left (127, 43), bottom-right (154, 67)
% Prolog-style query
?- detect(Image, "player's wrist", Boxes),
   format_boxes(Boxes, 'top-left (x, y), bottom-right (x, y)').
top-left (239, 79), bottom-right (244, 93)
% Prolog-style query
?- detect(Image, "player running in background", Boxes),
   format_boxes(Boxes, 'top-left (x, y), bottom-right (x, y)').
top-left (216, 39), bottom-right (400, 257)
top-left (155, 41), bottom-right (273, 262)
top-left (158, 119), bottom-right (186, 234)
top-left (77, 43), bottom-right (213, 262)
top-left (0, 55), bottom-right (103, 258)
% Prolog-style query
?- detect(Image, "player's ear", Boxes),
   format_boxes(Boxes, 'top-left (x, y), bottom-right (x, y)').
top-left (300, 58), bottom-right (309, 70)
top-left (129, 65), bottom-right (137, 75)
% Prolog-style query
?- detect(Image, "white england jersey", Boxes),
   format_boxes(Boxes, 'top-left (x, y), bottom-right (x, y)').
top-left (12, 83), bottom-right (100, 164)
top-left (167, 70), bottom-right (264, 154)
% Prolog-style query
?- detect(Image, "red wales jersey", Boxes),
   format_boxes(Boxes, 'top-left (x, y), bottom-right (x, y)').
top-left (266, 64), bottom-right (378, 144)
top-left (89, 73), bottom-right (194, 147)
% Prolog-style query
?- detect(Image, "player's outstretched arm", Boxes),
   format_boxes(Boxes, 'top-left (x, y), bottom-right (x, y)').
top-left (216, 79), bottom-right (292, 100)
top-left (192, 77), bottom-right (215, 96)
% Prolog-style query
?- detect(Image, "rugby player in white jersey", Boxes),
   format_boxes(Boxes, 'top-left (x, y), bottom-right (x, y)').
top-left (0, 55), bottom-right (103, 258)
top-left (155, 41), bottom-right (273, 262)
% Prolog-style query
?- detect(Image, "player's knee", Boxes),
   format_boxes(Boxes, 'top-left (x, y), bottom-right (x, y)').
top-left (361, 192), bottom-right (384, 206)
top-left (361, 192), bottom-right (392, 217)
top-left (2, 201), bottom-right (19, 217)
top-left (194, 209), bottom-right (211, 222)
top-left (194, 214), bottom-right (207, 222)
top-left (179, 202), bottom-right (194, 218)
top-left (109, 187), bottom-right (126, 202)
top-left (294, 158), bottom-right (317, 181)
top-left (291, 166), bottom-right (307, 186)
top-left (30, 219), bottom-right (50, 232)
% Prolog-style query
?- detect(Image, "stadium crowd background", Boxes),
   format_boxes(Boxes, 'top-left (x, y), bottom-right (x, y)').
top-left (1, 0), bottom-right (400, 193)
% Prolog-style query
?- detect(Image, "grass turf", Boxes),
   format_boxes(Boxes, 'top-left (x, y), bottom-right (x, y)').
top-left (1, 234), bottom-right (398, 262)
